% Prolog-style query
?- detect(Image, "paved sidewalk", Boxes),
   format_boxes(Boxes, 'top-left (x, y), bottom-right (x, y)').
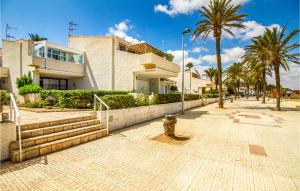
top-left (1, 98), bottom-right (299, 191)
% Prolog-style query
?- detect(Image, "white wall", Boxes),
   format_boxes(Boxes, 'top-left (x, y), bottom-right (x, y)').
top-left (97, 98), bottom-right (218, 131)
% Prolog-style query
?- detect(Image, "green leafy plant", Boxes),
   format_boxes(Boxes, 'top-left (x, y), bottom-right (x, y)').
top-left (170, 85), bottom-right (178, 92)
top-left (135, 89), bottom-right (149, 106)
top-left (0, 90), bottom-right (9, 105)
top-left (16, 73), bottom-right (33, 88)
top-left (19, 84), bottom-right (42, 95)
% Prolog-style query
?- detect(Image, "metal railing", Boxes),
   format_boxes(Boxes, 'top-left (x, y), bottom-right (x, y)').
top-left (9, 93), bottom-right (22, 162)
top-left (93, 94), bottom-right (110, 135)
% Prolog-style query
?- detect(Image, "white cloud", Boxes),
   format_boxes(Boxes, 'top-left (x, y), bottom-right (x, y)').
top-left (267, 64), bottom-right (300, 90)
top-left (154, 0), bottom-right (249, 16)
top-left (200, 47), bottom-right (245, 64)
top-left (167, 46), bottom-right (244, 67)
top-left (192, 47), bottom-right (208, 53)
top-left (225, 21), bottom-right (281, 40)
top-left (106, 20), bottom-right (140, 44)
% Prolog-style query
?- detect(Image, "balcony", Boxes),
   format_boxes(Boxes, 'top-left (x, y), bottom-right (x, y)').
top-left (30, 41), bottom-right (85, 78)
top-left (0, 67), bottom-right (9, 78)
top-left (32, 56), bottom-right (85, 78)
top-left (137, 53), bottom-right (180, 78)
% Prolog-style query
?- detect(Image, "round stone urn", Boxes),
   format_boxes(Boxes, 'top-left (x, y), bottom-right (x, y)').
top-left (163, 115), bottom-right (177, 136)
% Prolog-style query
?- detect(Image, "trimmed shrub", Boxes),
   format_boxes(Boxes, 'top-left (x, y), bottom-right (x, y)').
top-left (0, 90), bottom-right (9, 105)
top-left (16, 74), bottom-right (33, 88)
top-left (100, 94), bottom-right (136, 109)
top-left (26, 100), bottom-right (47, 108)
top-left (184, 94), bottom-right (201, 101)
top-left (19, 84), bottom-right (42, 95)
top-left (151, 94), bottom-right (181, 104)
top-left (40, 90), bottom-right (128, 109)
top-left (203, 93), bottom-right (219, 98)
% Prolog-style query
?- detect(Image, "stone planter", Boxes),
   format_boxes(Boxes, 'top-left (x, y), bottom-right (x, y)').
top-left (163, 115), bottom-right (177, 136)
top-left (17, 93), bottom-right (41, 104)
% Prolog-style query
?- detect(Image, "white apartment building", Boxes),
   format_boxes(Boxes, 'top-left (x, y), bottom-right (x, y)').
top-left (170, 69), bottom-right (212, 94)
top-left (0, 36), bottom-right (180, 94)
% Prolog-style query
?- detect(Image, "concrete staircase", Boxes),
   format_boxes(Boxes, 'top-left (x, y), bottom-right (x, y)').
top-left (10, 115), bottom-right (107, 162)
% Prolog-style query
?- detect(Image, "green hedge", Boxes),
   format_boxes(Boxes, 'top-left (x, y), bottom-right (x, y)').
top-left (203, 93), bottom-right (219, 98)
top-left (101, 94), bottom-right (136, 109)
top-left (0, 90), bottom-right (9, 105)
top-left (40, 90), bottom-right (128, 109)
top-left (151, 94), bottom-right (181, 104)
top-left (184, 94), bottom-right (201, 101)
top-left (19, 84), bottom-right (42, 95)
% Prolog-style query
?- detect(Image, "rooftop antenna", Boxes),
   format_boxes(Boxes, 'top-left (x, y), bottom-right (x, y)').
top-left (68, 21), bottom-right (78, 37)
top-left (5, 23), bottom-right (17, 40)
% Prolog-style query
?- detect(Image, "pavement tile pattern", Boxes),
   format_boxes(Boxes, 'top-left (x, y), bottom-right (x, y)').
top-left (1, 98), bottom-right (299, 191)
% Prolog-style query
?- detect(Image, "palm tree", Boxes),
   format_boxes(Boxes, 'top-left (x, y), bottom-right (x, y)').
top-left (29, 33), bottom-right (47, 41)
top-left (203, 67), bottom-right (217, 93)
top-left (193, 0), bottom-right (247, 108)
top-left (185, 62), bottom-right (194, 93)
top-left (224, 63), bottom-right (244, 99)
top-left (260, 26), bottom-right (299, 110)
top-left (243, 35), bottom-right (272, 103)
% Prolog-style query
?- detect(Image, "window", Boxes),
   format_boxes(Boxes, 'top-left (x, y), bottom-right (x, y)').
top-left (119, 43), bottom-right (127, 51)
top-left (40, 77), bottom-right (68, 90)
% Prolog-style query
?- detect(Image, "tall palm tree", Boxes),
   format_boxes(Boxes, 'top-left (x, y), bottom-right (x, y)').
top-left (224, 63), bottom-right (244, 99)
top-left (29, 33), bottom-right (47, 41)
top-left (260, 26), bottom-right (299, 110)
top-left (243, 35), bottom-right (272, 103)
top-left (193, 0), bottom-right (246, 108)
top-left (203, 67), bottom-right (217, 93)
top-left (186, 62), bottom-right (194, 93)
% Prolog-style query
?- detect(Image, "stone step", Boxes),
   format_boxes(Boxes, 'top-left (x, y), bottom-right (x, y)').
top-left (10, 129), bottom-right (107, 162)
top-left (10, 124), bottom-right (104, 150)
top-left (20, 119), bottom-right (100, 139)
top-left (20, 115), bottom-right (95, 131)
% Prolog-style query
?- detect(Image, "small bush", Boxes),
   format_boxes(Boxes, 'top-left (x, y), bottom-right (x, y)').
top-left (100, 94), bottom-right (136, 109)
top-left (26, 100), bottom-right (47, 108)
top-left (19, 84), bottom-right (42, 95)
top-left (0, 90), bottom-right (9, 105)
top-left (16, 74), bottom-right (33, 88)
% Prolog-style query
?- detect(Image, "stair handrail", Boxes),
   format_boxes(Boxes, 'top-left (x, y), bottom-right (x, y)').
top-left (93, 94), bottom-right (110, 135)
top-left (9, 93), bottom-right (22, 162)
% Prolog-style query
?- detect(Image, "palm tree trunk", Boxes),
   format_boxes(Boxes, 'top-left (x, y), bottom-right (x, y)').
top-left (215, 37), bottom-right (223, 108)
top-left (262, 69), bottom-right (266, 104)
top-left (234, 85), bottom-right (237, 100)
top-left (274, 63), bottom-right (281, 111)
top-left (190, 71), bottom-right (192, 93)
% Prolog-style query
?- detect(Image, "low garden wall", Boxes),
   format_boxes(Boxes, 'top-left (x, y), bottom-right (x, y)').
top-left (97, 98), bottom-right (218, 131)
top-left (0, 122), bottom-right (16, 161)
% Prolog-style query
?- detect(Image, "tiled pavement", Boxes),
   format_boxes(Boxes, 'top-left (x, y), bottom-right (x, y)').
top-left (1, 98), bottom-right (299, 191)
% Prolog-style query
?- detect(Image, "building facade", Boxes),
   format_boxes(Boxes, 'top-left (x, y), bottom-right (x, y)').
top-left (1, 36), bottom-right (180, 94)
top-left (68, 36), bottom-right (179, 94)
top-left (170, 69), bottom-right (212, 94)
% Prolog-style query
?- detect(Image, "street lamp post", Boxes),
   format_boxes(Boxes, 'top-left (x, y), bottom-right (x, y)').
top-left (181, 28), bottom-right (191, 115)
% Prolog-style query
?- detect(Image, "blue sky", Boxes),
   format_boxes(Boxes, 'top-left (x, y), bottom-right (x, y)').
top-left (1, 0), bottom-right (300, 89)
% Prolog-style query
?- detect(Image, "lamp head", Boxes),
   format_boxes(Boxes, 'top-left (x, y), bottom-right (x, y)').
top-left (182, 28), bottom-right (191, 35)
